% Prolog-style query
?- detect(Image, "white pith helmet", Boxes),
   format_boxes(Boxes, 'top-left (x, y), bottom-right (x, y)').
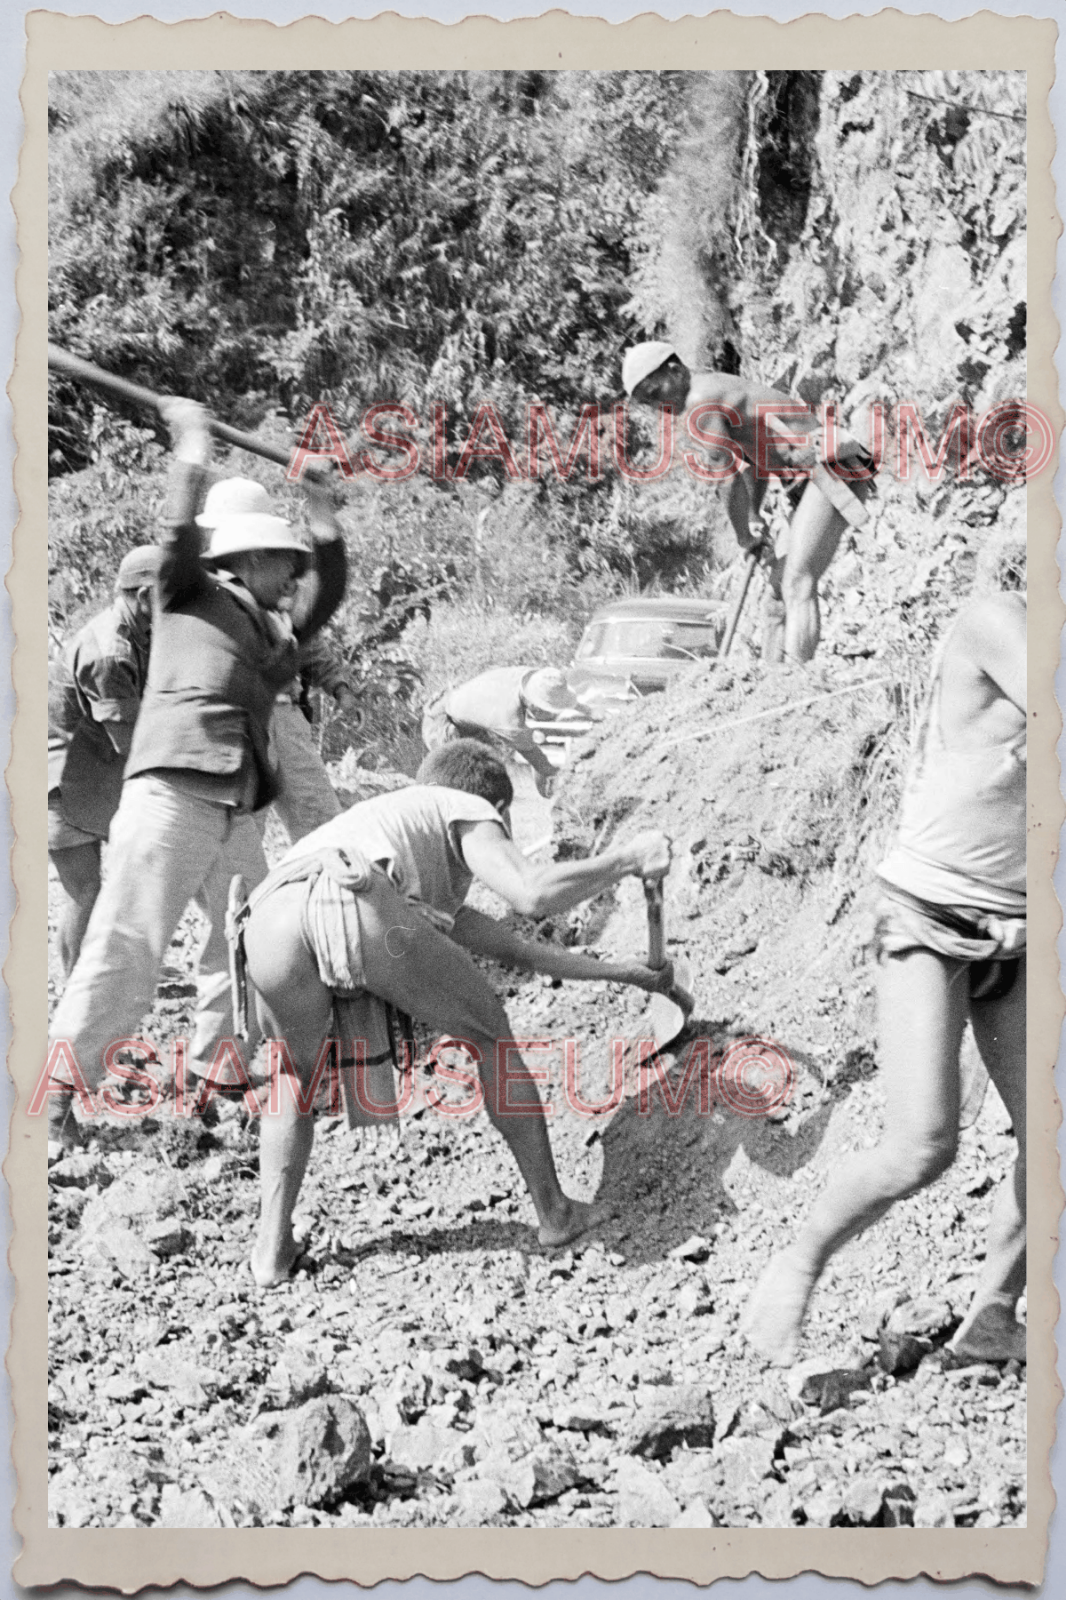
top-left (195, 477), bottom-right (273, 529)
top-left (206, 513), bottom-right (311, 572)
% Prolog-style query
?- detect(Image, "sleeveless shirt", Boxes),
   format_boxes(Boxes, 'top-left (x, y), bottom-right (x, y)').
top-left (878, 639), bottom-right (1026, 914)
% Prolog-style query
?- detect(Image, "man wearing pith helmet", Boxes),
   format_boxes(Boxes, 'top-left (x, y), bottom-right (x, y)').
top-left (47, 399), bottom-right (348, 1145)
top-left (47, 545), bottom-right (164, 977)
top-left (196, 476), bottom-right (359, 843)
top-left (622, 342), bottom-right (874, 664)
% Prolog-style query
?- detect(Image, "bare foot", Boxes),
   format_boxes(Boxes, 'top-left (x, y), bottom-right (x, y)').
top-left (950, 1294), bottom-right (1026, 1364)
top-left (249, 1231), bottom-right (309, 1288)
top-left (740, 1251), bottom-right (819, 1367)
top-left (538, 1197), bottom-right (607, 1249)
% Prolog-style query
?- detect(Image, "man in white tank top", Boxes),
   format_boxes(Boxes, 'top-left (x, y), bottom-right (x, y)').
top-left (742, 526), bottom-right (1027, 1366)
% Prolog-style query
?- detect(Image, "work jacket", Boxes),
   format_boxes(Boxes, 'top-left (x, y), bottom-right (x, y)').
top-left (48, 598), bottom-right (151, 834)
top-left (125, 462), bottom-right (346, 811)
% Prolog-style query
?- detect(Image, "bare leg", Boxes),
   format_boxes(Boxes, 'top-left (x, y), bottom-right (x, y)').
top-left (245, 875), bottom-right (596, 1281)
top-left (951, 959), bottom-right (1027, 1360)
top-left (742, 949), bottom-right (969, 1363)
top-left (50, 842), bottom-right (102, 980)
top-left (245, 899), bottom-right (333, 1287)
top-left (779, 482), bottom-right (848, 663)
top-left (355, 892), bottom-right (594, 1246)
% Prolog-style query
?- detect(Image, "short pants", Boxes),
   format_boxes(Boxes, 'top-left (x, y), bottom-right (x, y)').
top-left (245, 845), bottom-right (507, 1125)
top-left (874, 880), bottom-right (1026, 1002)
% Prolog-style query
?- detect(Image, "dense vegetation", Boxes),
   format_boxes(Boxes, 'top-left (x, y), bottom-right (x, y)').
top-left (48, 69), bottom-right (1026, 766)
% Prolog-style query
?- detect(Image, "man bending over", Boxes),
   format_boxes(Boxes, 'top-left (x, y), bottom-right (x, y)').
top-left (242, 738), bottom-right (673, 1285)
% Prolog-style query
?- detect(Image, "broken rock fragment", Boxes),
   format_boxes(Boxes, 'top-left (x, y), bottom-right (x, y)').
top-left (623, 1385), bottom-right (716, 1459)
top-left (715, 1434), bottom-right (777, 1497)
top-left (671, 1498), bottom-right (717, 1528)
top-left (276, 1396), bottom-right (372, 1509)
top-left (615, 1457), bottom-right (682, 1527)
top-left (264, 1346), bottom-right (331, 1409)
top-left (878, 1329), bottom-right (927, 1377)
top-left (798, 1368), bottom-right (873, 1414)
top-left (489, 1444), bottom-right (585, 1509)
top-left (455, 1478), bottom-right (508, 1521)
top-left (144, 1219), bottom-right (192, 1259)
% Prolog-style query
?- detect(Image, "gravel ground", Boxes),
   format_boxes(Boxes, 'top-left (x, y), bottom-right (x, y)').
top-left (47, 668), bottom-right (1027, 1530)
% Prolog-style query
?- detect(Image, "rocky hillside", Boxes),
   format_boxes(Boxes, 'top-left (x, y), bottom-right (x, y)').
top-left (47, 654), bottom-right (1025, 1531)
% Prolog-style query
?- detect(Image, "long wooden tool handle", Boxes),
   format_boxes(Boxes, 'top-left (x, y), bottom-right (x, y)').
top-left (643, 878), bottom-right (666, 970)
top-left (48, 342), bottom-right (297, 471)
top-left (225, 874), bottom-right (249, 1042)
top-left (721, 544), bottom-right (760, 658)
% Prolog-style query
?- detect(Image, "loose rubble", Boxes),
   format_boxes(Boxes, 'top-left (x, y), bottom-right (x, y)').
top-left (47, 665), bottom-right (1027, 1530)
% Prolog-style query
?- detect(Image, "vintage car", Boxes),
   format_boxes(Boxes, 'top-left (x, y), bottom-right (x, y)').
top-left (526, 595), bottom-right (726, 763)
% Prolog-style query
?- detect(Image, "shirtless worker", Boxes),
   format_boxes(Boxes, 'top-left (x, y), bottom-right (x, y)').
top-left (196, 476), bottom-right (360, 842)
top-left (621, 343), bottom-right (874, 664)
top-left (741, 526), bottom-right (1026, 1366)
top-left (241, 738), bottom-right (673, 1285)
top-left (422, 665), bottom-right (585, 797)
top-left (46, 399), bottom-right (347, 1142)
top-left (48, 546), bottom-right (162, 976)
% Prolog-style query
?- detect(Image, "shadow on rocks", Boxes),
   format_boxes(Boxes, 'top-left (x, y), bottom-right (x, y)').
top-left (590, 1031), bottom-right (852, 1267)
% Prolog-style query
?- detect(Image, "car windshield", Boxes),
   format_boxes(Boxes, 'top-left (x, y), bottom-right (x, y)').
top-left (576, 618), bottom-right (717, 663)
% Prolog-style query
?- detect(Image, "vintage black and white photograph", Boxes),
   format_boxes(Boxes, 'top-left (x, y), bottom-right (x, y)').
top-left (35, 53), bottom-right (1041, 1548)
